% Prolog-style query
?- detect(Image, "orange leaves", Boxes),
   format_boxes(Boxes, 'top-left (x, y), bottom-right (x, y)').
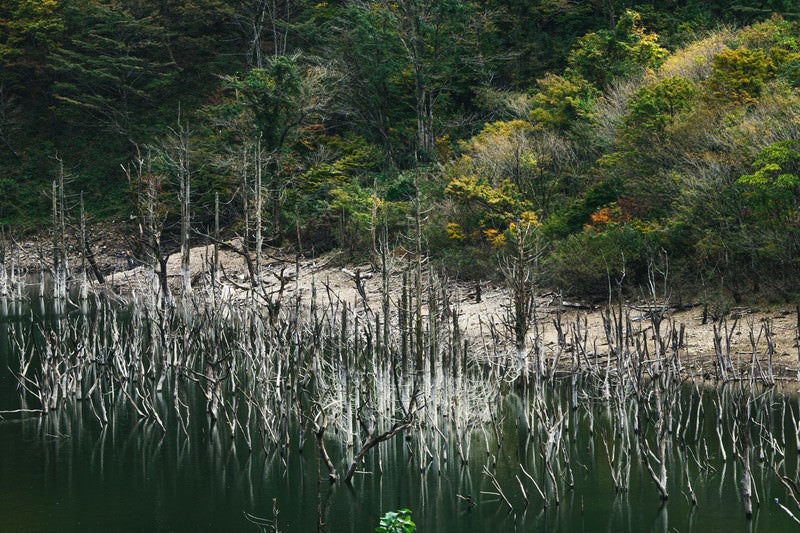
top-left (584, 202), bottom-right (630, 232)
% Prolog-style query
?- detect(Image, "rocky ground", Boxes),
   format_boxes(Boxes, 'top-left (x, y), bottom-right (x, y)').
top-left (4, 224), bottom-right (799, 380)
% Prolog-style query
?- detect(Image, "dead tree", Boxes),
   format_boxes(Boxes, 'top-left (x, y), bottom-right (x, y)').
top-left (124, 148), bottom-right (172, 308)
top-left (51, 155), bottom-right (69, 300)
top-left (344, 391), bottom-right (418, 484)
top-left (499, 215), bottom-right (544, 377)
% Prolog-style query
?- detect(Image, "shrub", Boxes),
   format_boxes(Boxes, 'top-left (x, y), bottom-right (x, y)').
top-left (376, 508), bottom-right (416, 533)
top-left (545, 225), bottom-right (659, 298)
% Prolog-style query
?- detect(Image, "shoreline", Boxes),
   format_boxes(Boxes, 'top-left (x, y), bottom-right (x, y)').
top-left (3, 227), bottom-right (800, 381)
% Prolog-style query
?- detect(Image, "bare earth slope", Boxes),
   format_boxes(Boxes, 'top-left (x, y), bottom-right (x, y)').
top-left (5, 230), bottom-right (799, 379)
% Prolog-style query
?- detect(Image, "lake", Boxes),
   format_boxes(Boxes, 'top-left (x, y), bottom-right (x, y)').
top-left (1, 295), bottom-right (799, 532)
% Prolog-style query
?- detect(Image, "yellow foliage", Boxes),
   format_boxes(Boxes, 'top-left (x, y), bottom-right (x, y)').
top-left (483, 229), bottom-right (506, 248)
top-left (508, 211), bottom-right (539, 233)
top-left (446, 222), bottom-right (465, 241)
top-left (435, 135), bottom-right (453, 161)
top-left (519, 210), bottom-right (539, 226)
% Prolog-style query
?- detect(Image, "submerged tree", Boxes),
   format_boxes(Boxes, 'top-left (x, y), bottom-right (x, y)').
top-left (500, 211), bottom-right (543, 362)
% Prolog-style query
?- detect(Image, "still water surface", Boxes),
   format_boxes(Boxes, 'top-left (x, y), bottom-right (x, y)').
top-left (1, 297), bottom-right (799, 532)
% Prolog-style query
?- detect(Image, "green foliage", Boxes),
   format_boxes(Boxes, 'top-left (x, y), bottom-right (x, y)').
top-left (706, 47), bottom-right (775, 104)
top-left (737, 139), bottom-right (800, 226)
top-left (776, 53), bottom-right (800, 85)
top-left (625, 76), bottom-right (697, 132)
top-left (530, 72), bottom-right (599, 131)
top-left (732, 15), bottom-right (798, 52)
top-left (0, 0), bottom-right (65, 121)
top-left (284, 134), bottom-right (399, 252)
top-left (326, 3), bottom-right (414, 165)
top-left (385, 173), bottom-right (417, 202)
top-left (129, 0), bottom-right (236, 81)
top-left (2, 0), bottom-right (800, 300)
top-left (542, 180), bottom-right (623, 239)
top-left (590, 76), bottom-right (700, 220)
top-left (0, 0), bottom-right (64, 64)
top-left (376, 508), bottom-right (416, 533)
top-left (444, 118), bottom-right (571, 225)
top-left (444, 174), bottom-right (532, 247)
top-left (329, 181), bottom-right (376, 230)
top-left (228, 56), bottom-right (304, 149)
top-left (482, 0), bottom-right (595, 86)
top-left (50, 2), bottom-right (171, 135)
top-left (0, 141), bottom-right (60, 225)
top-left (546, 225), bottom-right (661, 297)
top-left (732, 16), bottom-right (800, 88)
top-left (335, 0), bottom-right (487, 161)
top-left (567, 10), bottom-right (668, 88)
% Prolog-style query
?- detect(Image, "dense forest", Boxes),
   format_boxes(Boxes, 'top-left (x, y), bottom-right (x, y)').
top-left (1, 0), bottom-right (799, 302)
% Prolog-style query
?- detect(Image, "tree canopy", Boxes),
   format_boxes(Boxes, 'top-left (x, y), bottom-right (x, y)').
top-left (2, 1), bottom-right (800, 301)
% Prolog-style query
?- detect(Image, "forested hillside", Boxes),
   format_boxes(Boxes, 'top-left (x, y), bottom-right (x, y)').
top-left (1, 0), bottom-right (799, 301)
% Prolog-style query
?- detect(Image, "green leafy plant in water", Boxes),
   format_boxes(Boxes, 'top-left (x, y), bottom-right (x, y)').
top-left (376, 508), bottom-right (416, 533)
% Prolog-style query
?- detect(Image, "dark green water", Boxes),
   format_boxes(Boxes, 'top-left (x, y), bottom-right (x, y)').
top-left (2, 297), bottom-right (800, 532)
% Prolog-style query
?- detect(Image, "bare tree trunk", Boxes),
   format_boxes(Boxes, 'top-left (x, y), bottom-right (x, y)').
top-left (500, 218), bottom-right (542, 378)
top-left (214, 192), bottom-right (220, 281)
top-left (52, 156), bottom-right (69, 300)
top-left (414, 76), bottom-right (434, 158)
top-left (796, 305), bottom-right (800, 381)
top-left (255, 137), bottom-right (264, 283)
top-left (739, 395), bottom-right (754, 519)
top-left (234, 0), bottom-right (295, 68)
top-left (0, 230), bottom-right (7, 298)
top-left (269, 157), bottom-right (282, 245)
top-left (124, 148), bottom-right (171, 308)
top-left (79, 192), bottom-right (88, 300)
top-left (178, 120), bottom-right (192, 296)
top-left (413, 172), bottom-right (424, 374)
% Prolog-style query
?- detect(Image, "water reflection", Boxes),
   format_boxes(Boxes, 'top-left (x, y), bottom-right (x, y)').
top-left (1, 296), bottom-right (800, 531)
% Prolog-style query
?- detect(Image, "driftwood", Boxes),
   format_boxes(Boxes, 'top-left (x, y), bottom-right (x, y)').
top-left (561, 301), bottom-right (596, 310)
